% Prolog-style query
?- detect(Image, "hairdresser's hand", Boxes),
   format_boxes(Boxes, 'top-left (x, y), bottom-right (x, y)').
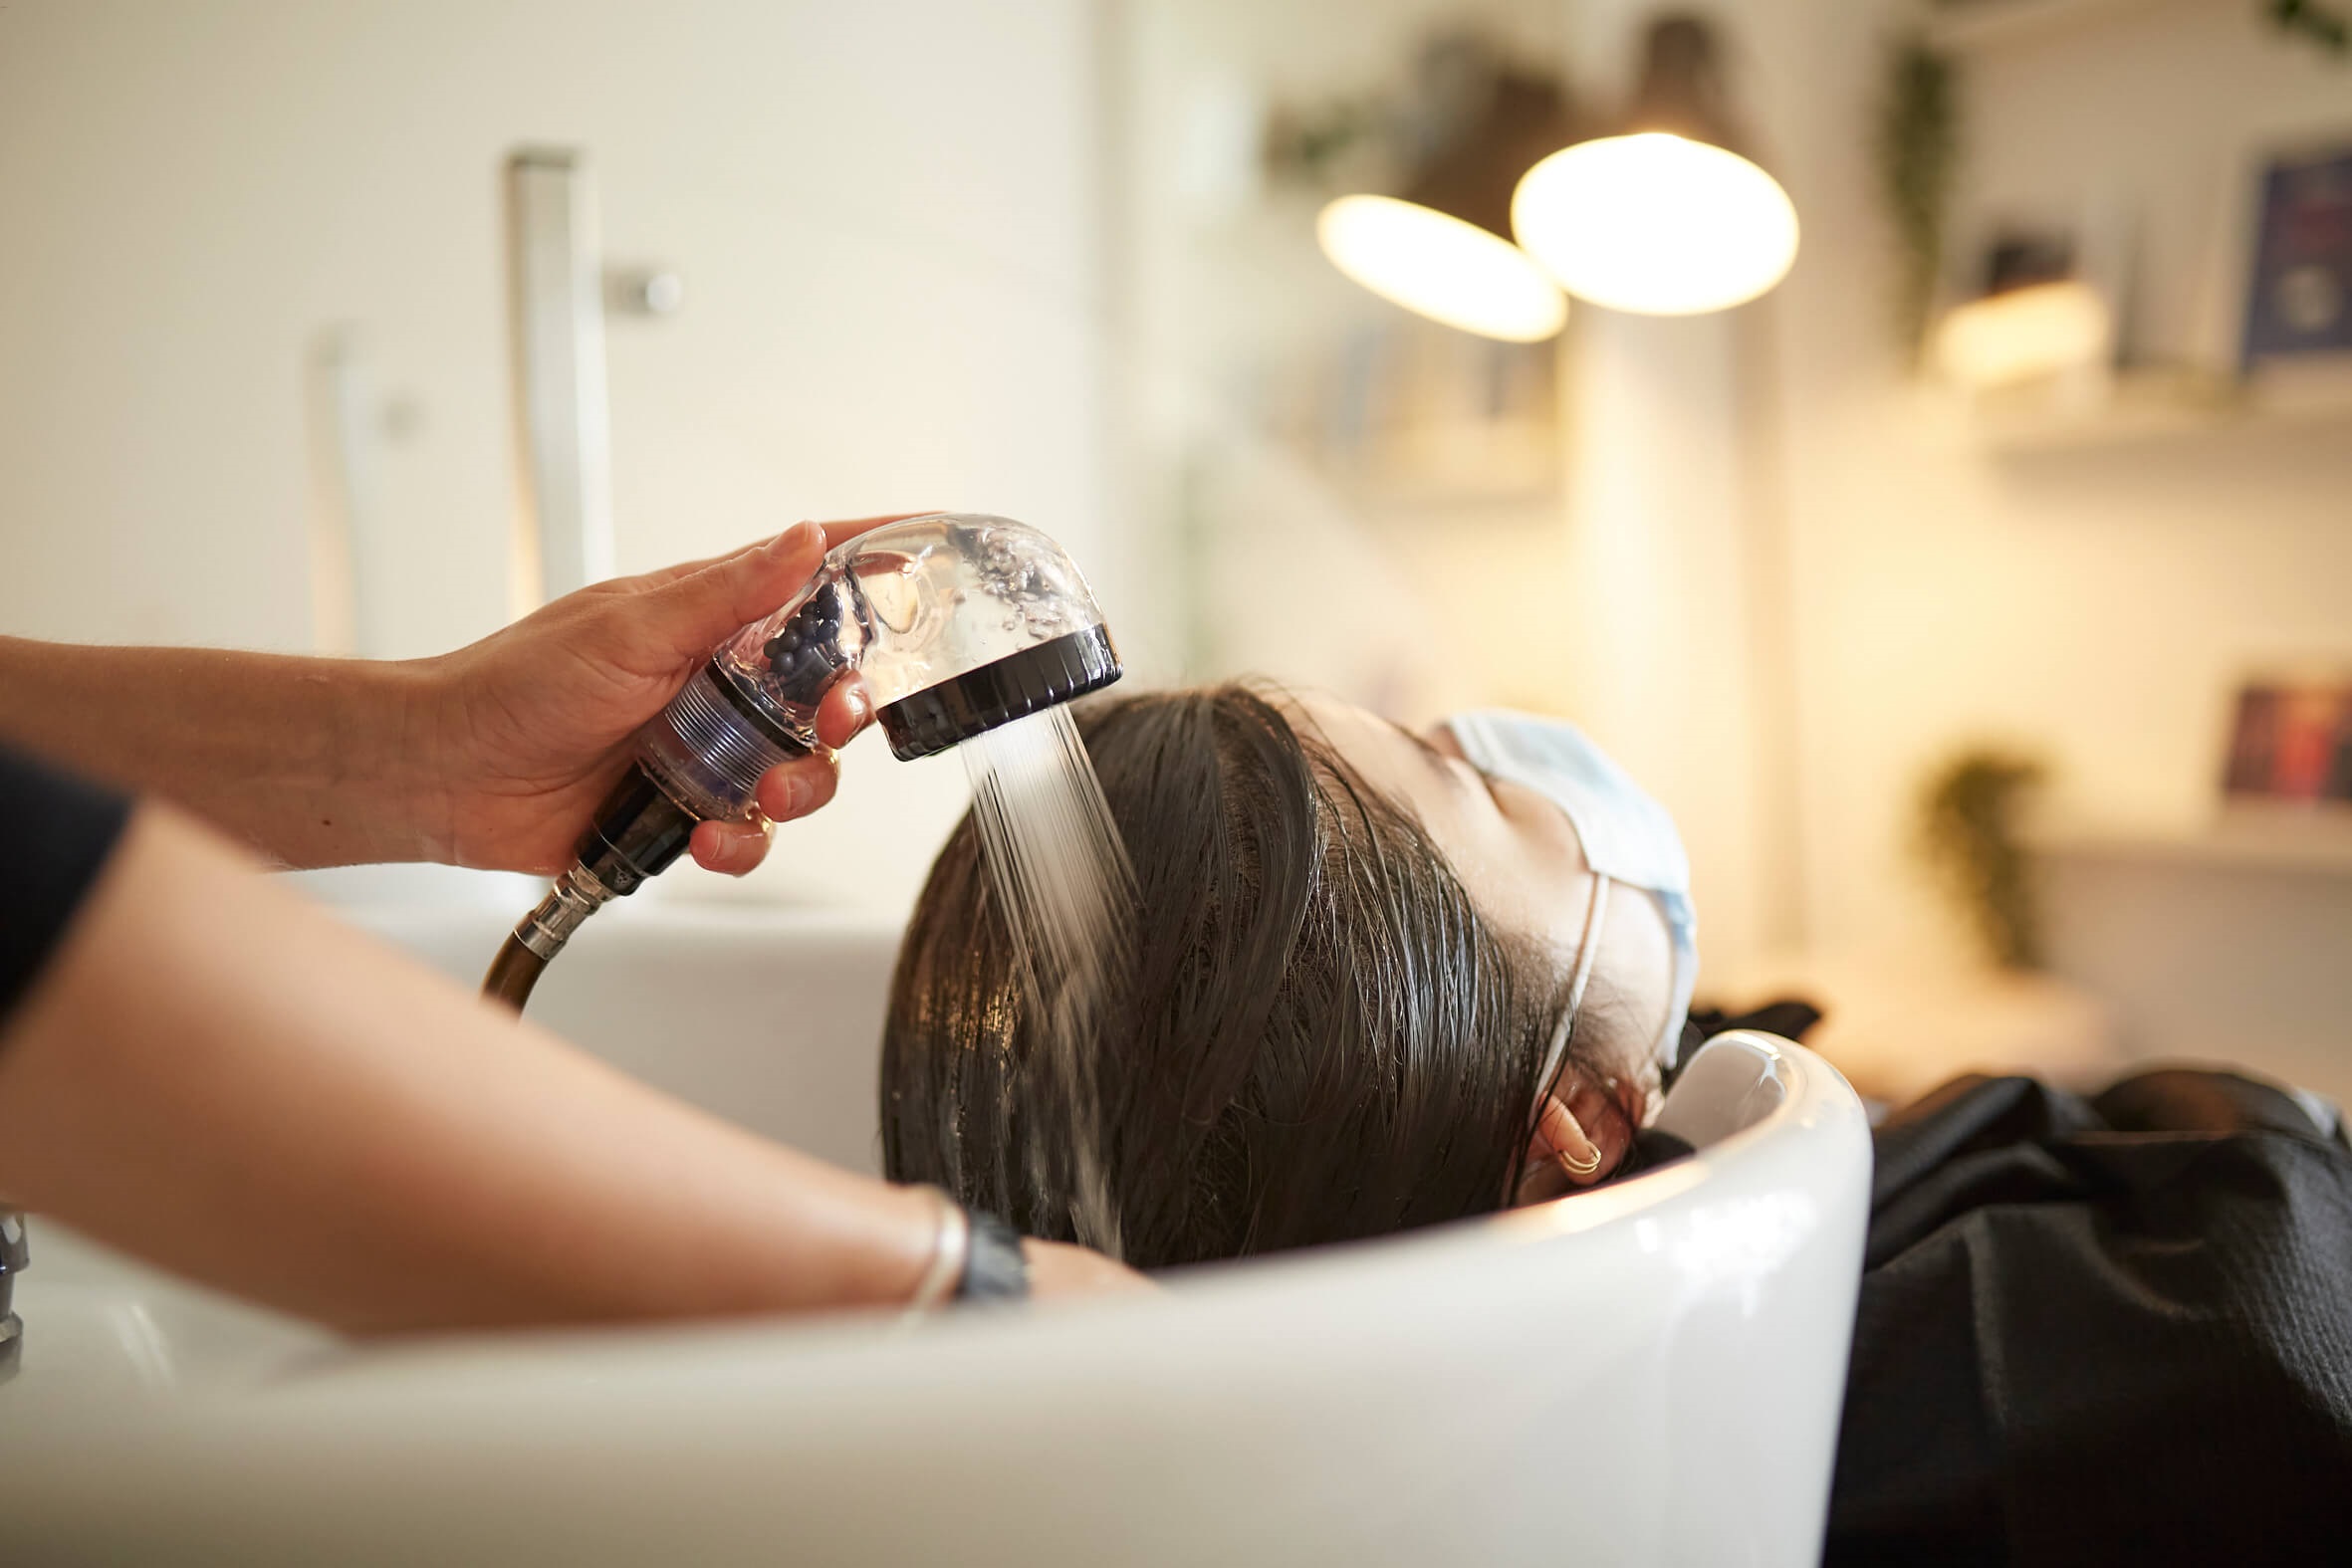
top-left (1023, 1239), bottom-right (1157, 1298)
top-left (418, 518), bottom-right (903, 877)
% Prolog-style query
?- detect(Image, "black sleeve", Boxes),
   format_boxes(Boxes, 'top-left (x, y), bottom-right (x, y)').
top-left (0, 740), bottom-right (132, 1030)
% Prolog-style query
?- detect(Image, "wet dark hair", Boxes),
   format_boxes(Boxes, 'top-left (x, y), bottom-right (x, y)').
top-left (880, 683), bottom-right (1628, 1269)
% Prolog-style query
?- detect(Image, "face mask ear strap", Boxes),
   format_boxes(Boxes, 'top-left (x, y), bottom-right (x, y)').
top-left (1530, 872), bottom-right (1613, 1118)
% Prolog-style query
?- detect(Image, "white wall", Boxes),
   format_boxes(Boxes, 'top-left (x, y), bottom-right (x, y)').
top-left (1117, 0), bottom-right (1785, 978)
top-left (0, 0), bottom-right (1124, 914)
top-left (1110, 0), bottom-right (1577, 717)
top-left (1758, 0), bottom-right (2352, 968)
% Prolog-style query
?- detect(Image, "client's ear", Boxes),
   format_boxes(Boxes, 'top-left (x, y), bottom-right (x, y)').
top-left (1515, 1092), bottom-right (1610, 1205)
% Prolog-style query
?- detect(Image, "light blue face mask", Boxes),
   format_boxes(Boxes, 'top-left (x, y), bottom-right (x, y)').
top-left (1443, 711), bottom-right (1699, 1076)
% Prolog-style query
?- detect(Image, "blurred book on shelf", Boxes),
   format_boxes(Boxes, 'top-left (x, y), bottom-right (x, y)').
top-left (2223, 674), bottom-right (2352, 810)
top-left (2242, 142), bottom-right (2352, 374)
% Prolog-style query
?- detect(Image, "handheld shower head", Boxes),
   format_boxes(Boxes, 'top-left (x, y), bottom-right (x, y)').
top-left (484, 514), bottom-right (1121, 1008)
top-left (716, 513), bottom-right (1122, 763)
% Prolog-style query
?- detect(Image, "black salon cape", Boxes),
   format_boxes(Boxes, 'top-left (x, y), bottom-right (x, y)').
top-left (1825, 1068), bottom-right (2352, 1566)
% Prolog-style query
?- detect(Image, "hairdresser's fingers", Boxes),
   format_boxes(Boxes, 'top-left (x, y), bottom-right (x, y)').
top-left (1022, 1239), bottom-right (1157, 1298)
top-left (622, 539), bottom-right (763, 592)
top-left (752, 751), bottom-right (840, 824)
top-left (628, 513), bottom-right (931, 595)
top-left (817, 512), bottom-right (928, 549)
top-left (689, 816), bottom-right (774, 877)
top-left (814, 676), bottom-right (874, 751)
top-left (650, 523), bottom-right (829, 662)
top-left (649, 514), bottom-right (934, 663)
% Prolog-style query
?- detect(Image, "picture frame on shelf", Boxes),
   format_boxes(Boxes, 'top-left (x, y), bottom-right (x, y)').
top-left (2238, 137), bottom-right (2352, 395)
top-left (2222, 672), bottom-right (2352, 812)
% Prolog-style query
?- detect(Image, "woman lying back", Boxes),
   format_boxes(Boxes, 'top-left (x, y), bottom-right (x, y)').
top-left (881, 682), bottom-right (2352, 1564)
top-left (881, 682), bottom-right (1697, 1267)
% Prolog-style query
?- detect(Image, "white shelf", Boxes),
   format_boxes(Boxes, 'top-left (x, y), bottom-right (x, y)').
top-left (2032, 817), bottom-right (2352, 877)
top-left (1965, 366), bottom-right (2352, 454)
top-left (1923, 0), bottom-right (2162, 53)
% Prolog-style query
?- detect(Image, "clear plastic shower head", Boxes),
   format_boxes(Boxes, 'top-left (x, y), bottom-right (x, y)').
top-left (484, 514), bottom-right (1122, 1009)
top-left (712, 513), bottom-right (1120, 763)
top-left (628, 512), bottom-right (1120, 872)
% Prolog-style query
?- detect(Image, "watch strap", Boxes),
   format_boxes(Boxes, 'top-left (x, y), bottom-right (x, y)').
top-left (955, 1210), bottom-right (1031, 1302)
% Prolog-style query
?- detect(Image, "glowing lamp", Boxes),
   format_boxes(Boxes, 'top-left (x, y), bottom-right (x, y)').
top-left (1511, 18), bottom-right (1798, 317)
top-left (1933, 280), bottom-right (2115, 389)
top-left (1316, 194), bottom-right (1568, 342)
top-left (1313, 61), bottom-right (1578, 342)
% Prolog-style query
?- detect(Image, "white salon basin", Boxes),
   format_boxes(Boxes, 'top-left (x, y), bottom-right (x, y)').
top-left (3, 1229), bottom-right (333, 1412)
top-left (0, 894), bottom-right (1871, 1566)
top-left (342, 892), bottom-right (909, 1177)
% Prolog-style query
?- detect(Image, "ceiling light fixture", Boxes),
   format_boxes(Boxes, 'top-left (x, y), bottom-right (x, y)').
top-left (1511, 17), bottom-right (1798, 317)
top-left (1314, 57), bottom-right (1581, 342)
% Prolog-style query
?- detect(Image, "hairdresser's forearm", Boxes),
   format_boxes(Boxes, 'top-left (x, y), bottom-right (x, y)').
top-left (0, 804), bottom-right (936, 1332)
top-left (0, 637), bottom-right (445, 867)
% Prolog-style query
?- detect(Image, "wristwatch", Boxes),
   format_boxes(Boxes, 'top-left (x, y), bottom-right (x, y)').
top-left (955, 1209), bottom-right (1031, 1302)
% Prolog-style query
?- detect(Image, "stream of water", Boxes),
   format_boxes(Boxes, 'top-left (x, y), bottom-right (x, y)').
top-left (961, 704), bottom-right (1137, 1258)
